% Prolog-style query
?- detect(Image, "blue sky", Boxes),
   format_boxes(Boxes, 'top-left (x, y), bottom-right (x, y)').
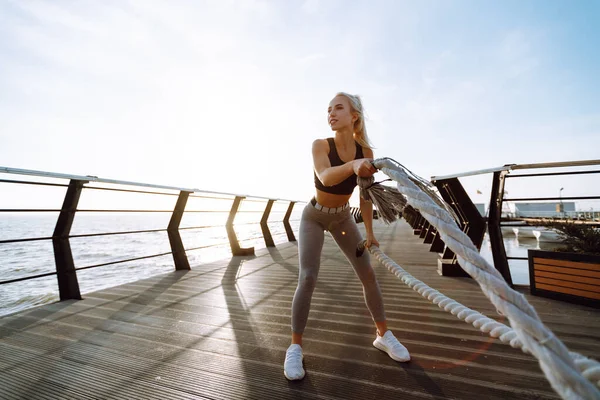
top-left (0, 0), bottom-right (598, 209)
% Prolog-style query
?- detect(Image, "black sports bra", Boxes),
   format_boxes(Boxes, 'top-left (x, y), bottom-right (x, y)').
top-left (314, 138), bottom-right (364, 195)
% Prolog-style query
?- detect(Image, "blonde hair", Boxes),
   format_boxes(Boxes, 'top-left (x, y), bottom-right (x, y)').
top-left (335, 92), bottom-right (373, 149)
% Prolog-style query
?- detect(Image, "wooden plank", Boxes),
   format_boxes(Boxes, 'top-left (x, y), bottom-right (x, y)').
top-left (4, 220), bottom-right (600, 400)
top-left (0, 369), bottom-right (93, 400)
top-left (534, 264), bottom-right (600, 279)
top-left (534, 270), bottom-right (600, 286)
top-left (534, 276), bottom-right (600, 293)
top-left (533, 257), bottom-right (600, 271)
top-left (0, 343), bottom-right (193, 400)
top-left (536, 284), bottom-right (600, 300)
top-left (1, 304), bottom-right (560, 400)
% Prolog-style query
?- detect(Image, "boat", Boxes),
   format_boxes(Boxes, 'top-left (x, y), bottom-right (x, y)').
top-left (510, 226), bottom-right (562, 243)
top-left (532, 228), bottom-right (563, 243)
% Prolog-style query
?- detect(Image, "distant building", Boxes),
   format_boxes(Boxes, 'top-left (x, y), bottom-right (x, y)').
top-left (514, 202), bottom-right (575, 218)
top-left (462, 202), bottom-right (579, 218)
top-left (475, 202), bottom-right (514, 218)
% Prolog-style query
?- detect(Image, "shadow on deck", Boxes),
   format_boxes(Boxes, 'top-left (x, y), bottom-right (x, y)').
top-left (1, 221), bottom-right (599, 399)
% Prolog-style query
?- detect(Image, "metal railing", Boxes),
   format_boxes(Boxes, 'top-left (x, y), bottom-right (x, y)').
top-left (422, 159), bottom-right (600, 287)
top-left (0, 166), bottom-right (306, 301)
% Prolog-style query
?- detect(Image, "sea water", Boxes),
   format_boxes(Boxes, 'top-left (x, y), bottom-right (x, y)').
top-left (0, 212), bottom-right (299, 316)
top-left (0, 214), bottom-right (558, 317)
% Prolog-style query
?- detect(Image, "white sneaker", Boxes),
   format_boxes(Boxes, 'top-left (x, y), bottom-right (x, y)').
top-left (373, 330), bottom-right (411, 362)
top-left (284, 344), bottom-right (305, 380)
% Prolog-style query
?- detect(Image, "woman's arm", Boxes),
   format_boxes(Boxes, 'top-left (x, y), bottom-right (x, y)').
top-left (359, 147), bottom-right (379, 247)
top-left (313, 139), bottom-right (375, 187)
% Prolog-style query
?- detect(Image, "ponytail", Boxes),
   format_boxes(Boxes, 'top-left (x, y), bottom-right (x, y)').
top-left (336, 92), bottom-right (373, 149)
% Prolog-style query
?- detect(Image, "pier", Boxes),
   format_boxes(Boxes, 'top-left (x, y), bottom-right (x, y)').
top-left (2, 220), bottom-right (599, 399)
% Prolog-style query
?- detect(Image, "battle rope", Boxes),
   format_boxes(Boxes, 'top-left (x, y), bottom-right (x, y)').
top-left (358, 241), bottom-right (600, 395)
top-left (358, 158), bottom-right (600, 400)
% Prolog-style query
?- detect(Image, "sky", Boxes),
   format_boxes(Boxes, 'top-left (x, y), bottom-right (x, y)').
top-left (1, 0), bottom-right (599, 210)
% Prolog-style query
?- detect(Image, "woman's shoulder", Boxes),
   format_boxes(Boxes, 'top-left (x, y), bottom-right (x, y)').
top-left (360, 144), bottom-right (373, 158)
top-left (312, 138), bottom-right (332, 152)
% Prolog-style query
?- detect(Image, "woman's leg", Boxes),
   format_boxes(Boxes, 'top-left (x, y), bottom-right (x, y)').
top-left (329, 213), bottom-right (410, 362)
top-left (285, 206), bottom-right (325, 380)
top-left (329, 215), bottom-right (386, 325)
top-left (291, 207), bottom-right (325, 339)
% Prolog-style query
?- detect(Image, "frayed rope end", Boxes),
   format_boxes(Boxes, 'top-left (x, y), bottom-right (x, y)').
top-left (358, 176), bottom-right (407, 224)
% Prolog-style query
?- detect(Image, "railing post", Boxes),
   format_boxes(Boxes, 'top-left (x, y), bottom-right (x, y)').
top-left (424, 225), bottom-right (436, 244)
top-left (168, 190), bottom-right (192, 270)
top-left (403, 205), bottom-right (418, 228)
top-left (489, 171), bottom-right (514, 287)
top-left (413, 214), bottom-right (425, 235)
top-left (429, 230), bottom-right (446, 253)
top-left (433, 178), bottom-right (486, 278)
top-left (53, 179), bottom-right (87, 301)
top-left (351, 207), bottom-right (363, 224)
top-left (283, 201), bottom-right (296, 242)
top-left (419, 221), bottom-right (430, 239)
top-left (260, 199), bottom-right (275, 247)
top-left (227, 196), bottom-right (255, 256)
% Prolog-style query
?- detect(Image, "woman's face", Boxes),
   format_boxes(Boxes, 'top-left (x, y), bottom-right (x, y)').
top-left (327, 95), bottom-right (356, 131)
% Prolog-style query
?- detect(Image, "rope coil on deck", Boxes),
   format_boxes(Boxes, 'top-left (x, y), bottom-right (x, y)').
top-left (362, 158), bottom-right (600, 400)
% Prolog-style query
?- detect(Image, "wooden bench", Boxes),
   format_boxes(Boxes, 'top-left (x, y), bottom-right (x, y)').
top-left (529, 249), bottom-right (600, 308)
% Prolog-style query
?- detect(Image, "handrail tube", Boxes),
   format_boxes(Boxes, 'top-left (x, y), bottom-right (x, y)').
top-left (504, 196), bottom-right (600, 201)
top-left (236, 220), bottom-right (278, 226)
top-left (77, 209), bottom-right (174, 213)
top-left (76, 251), bottom-right (173, 271)
top-left (22, 209), bottom-right (266, 213)
top-left (184, 242), bottom-right (231, 252)
top-left (511, 159), bottom-right (600, 170)
top-left (83, 186), bottom-right (181, 196)
top-left (431, 159), bottom-right (600, 181)
top-left (0, 271), bottom-right (57, 285)
top-left (189, 194), bottom-right (235, 200)
top-left (239, 234), bottom-right (270, 243)
top-left (5, 159), bottom-right (592, 308)
top-left (0, 179), bottom-right (69, 188)
top-left (506, 170), bottom-right (600, 178)
top-left (0, 165), bottom-right (302, 203)
top-left (0, 166), bottom-right (196, 192)
top-left (240, 198), bottom-right (269, 203)
top-left (0, 166), bottom-right (307, 298)
top-left (1, 209), bottom-right (61, 212)
top-left (180, 225), bottom-right (224, 230)
top-left (0, 236), bottom-right (53, 244)
top-left (431, 165), bottom-right (513, 181)
top-left (71, 229), bottom-right (166, 238)
top-left (2, 228), bottom-right (173, 244)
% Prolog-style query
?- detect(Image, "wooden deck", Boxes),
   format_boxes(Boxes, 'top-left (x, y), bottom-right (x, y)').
top-left (1, 220), bottom-right (599, 399)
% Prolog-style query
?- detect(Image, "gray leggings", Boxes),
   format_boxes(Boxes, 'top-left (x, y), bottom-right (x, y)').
top-left (291, 201), bottom-right (386, 334)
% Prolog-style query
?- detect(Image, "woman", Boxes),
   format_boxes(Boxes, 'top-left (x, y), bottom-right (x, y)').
top-left (284, 92), bottom-right (410, 381)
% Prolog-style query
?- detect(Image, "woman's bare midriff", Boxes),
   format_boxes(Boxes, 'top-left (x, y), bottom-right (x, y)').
top-left (315, 188), bottom-right (352, 208)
